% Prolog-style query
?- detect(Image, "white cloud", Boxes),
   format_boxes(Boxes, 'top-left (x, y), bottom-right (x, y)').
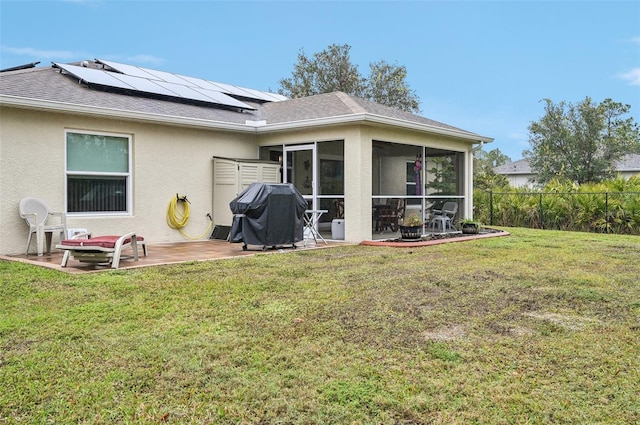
top-left (628, 36), bottom-right (640, 45)
top-left (1, 46), bottom-right (164, 69)
top-left (1, 46), bottom-right (79, 60)
top-left (617, 68), bottom-right (640, 86)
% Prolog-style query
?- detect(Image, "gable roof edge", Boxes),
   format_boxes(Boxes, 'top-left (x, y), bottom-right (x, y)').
top-left (2, 92), bottom-right (494, 143)
top-left (257, 111), bottom-right (493, 143)
top-left (365, 112), bottom-right (493, 143)
top-left (0, 94), bottom-right (257, 133)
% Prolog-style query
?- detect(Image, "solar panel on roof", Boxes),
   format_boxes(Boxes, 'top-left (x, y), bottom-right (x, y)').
top-left (191, 87), bottom-right (257, 109)
top-left (139, 68), bottom-right (193, 85)
top-left (236, 86), bottom-right (284, 102)
top-left (95, 58), bottom-right (285, 103)
top-left (176, 74), bottom-right (226, 91)
top-left (205, 80), bottom-right (260, 100)
top-left (151, 80), bottom-right (212, 102)
top-left (110, 73), bottom-right (179, 97)
top-left (265, 92), bottom-right (288, 101)
top-left (154, 80), bottom-right (254, 109)
top-left (53, 63), bottom-right (135, 90)
top-left (97, 60), bottom-right (158, 80)
top-left (99, 60), bottom-right (191, 86)
top-left (55, 61), bottom-right (255, 110)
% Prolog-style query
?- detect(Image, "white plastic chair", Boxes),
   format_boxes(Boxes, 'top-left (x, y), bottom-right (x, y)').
top-left (427, 201), bottom-right (458, 233)
top-left (19, 197), bottom-right (67, 256)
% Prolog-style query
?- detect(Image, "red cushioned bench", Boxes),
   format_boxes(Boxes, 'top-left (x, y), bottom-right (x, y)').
top-left (56, 232), bottom-right (146, 269)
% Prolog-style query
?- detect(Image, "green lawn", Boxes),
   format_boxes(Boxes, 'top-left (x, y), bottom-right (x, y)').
top-left (1, 228), bottom-right (639, 424)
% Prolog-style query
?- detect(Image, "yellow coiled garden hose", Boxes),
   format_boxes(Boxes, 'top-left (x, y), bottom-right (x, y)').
top-left (166, 195), bottom-right (213, 240)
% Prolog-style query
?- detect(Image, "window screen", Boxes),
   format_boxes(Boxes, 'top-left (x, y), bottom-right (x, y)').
top-left (66, 131), bottom-right (130, 213)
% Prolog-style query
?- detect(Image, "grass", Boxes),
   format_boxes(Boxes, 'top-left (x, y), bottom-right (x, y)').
top-left (1, 227), bottom-right (639, 424)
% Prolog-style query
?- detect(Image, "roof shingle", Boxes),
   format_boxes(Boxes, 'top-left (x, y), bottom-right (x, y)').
top-left (1, 62), bottom-right (491, 141)
top-left (494, 155), bottom-right (640, 175)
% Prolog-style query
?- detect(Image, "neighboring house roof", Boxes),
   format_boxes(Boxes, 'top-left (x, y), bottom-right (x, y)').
top-left (493, 158), bottom-right (533, 175)
top-left (494, 155), bottom-right (640, 175)
top-left (616, 154), bottom-right (640, 172)
top-left (0, 60), bottom-right (493, 143)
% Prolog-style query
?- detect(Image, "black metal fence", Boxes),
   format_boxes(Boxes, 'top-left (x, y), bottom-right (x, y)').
top-left (474, 190), bottom-right (640, 235)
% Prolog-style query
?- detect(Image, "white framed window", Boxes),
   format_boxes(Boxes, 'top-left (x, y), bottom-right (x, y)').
top-left (65, 130), bottom-right (131, 215)
top-left (406, 160), bottom-right (421, 205)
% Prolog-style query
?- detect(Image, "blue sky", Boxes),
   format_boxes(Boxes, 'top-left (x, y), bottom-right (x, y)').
top-left (1, 0), bottom-right (639, 161)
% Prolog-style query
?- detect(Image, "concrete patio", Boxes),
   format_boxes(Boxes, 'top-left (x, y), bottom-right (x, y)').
top-left (1, 228), bottom-right (509, 274)
top-left (1, 238), bottom-right (343, 274)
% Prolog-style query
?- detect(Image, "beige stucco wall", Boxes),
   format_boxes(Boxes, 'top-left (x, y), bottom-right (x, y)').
top-left (1, 106), bottom-right (257, 255)
top-left (258, 124), bottom-right (373, 243)
top-left (258, 123), bottom-right (476, 242)
top-left (2, 105), bottom-right (483, 254)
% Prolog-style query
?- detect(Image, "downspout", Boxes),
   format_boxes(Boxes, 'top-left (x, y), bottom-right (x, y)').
top-left (471, 141), bottom-right (484, 153)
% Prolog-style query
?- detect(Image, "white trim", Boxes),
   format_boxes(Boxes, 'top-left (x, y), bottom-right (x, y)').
top-left (64, 129), bottom-right (132, 216)
top-left (258, 113), bottom-right (494, 143)
top-left (2, 94), bottom-right (494, 143)
top-left (283, 143), bottom-right (318, 210)
top-left (1, 95), bottom-right (254, 133)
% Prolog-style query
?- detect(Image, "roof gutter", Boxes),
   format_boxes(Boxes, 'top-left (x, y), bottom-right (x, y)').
top-left (257, 112), bottom-right (494, 143)
top-left (1, 94), bottom-right (495, 143)
top-left (368, 113), bottom-right (494, 143)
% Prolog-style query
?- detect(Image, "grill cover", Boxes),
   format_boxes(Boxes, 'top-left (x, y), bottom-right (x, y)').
top-left (229, 183), bottom-right (307, 247)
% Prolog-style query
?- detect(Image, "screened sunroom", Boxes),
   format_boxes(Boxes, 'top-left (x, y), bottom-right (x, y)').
top-left (371, 141), bottom-right (467, 239)
top-left (259, 138), bottom-right (470, 242)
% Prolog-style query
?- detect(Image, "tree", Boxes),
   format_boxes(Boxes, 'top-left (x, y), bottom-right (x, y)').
top-left (474, 148), bottom-right (511, 174)
top-left (278, 44), bottom-right (420, 113)
top-left (473, 148), bottom-right (511, 190)
top-left (524, 97), bottom-right (640, 185)
top-left (278, 44), bottom-right (363, 99)
top-left (364, 60), bottom-right (420, 112)
top-left (425, 156), bottom-right (456, 194)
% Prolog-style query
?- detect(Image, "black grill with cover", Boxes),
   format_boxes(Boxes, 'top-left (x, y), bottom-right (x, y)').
top-left (229, 183), bottom-right (307, 251)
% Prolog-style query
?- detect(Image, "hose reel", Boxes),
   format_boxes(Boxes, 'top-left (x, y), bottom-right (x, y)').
top-left (166, 194), bottom-right (213, 240)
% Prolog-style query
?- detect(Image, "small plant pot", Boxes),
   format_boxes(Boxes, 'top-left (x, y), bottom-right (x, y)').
top-left (461, 223), bottom-right (479, 234)
top-left (400, 225), bottom-right (422, 240)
